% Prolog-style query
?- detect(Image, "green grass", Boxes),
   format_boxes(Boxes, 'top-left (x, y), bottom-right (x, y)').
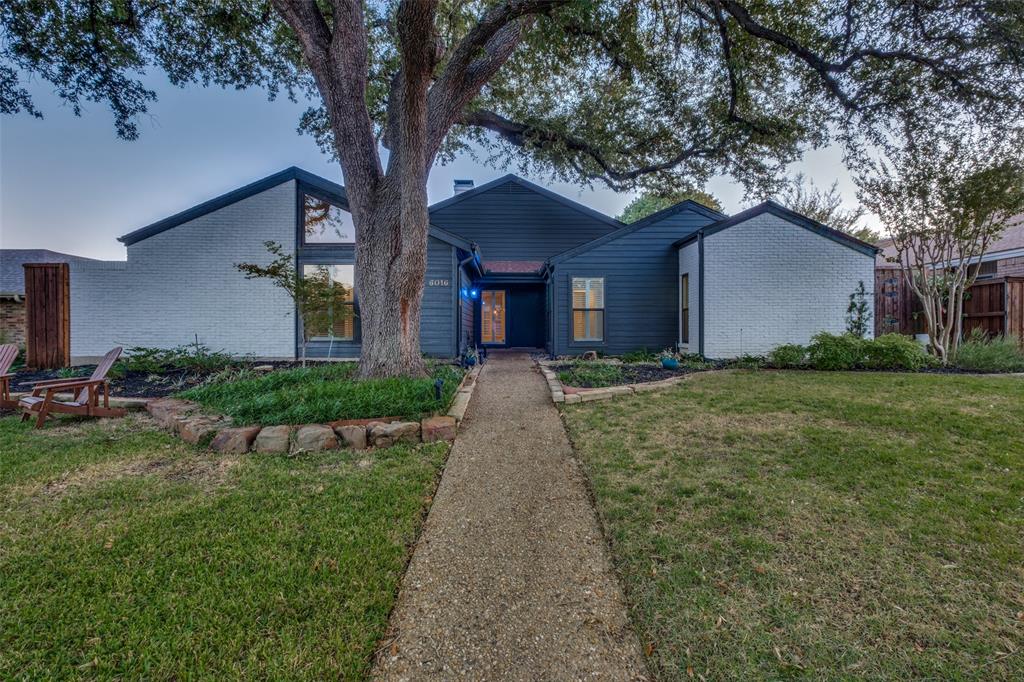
top-left (954, 333), bottom-right (1024, 373)
top-left (0, 414), bottom-right (448, 679)
top-left (558, 361), bottom-right (625, 388)
top-left (180, 362), bottom-right (464, 425)
top-left (562, 371), bottom-right (1024, 680)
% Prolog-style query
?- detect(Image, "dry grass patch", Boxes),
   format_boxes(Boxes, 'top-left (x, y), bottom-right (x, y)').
top-left (563, 370), bottom-right (1024, 680)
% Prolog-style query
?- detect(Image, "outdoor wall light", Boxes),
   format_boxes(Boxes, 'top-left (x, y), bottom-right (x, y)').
top-left (470, 289), bottom-right (479, 298)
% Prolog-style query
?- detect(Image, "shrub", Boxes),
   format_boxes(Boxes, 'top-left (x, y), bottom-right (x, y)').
top-left (954, 331), bottom-right (1024, 372)
top-left (117, 343), bottom-right (238, 375)
top-left (767, 344), bottom-right (807, 369)
top-left (862, 334), bottom-right (929, 370)
top-left (621, 347), bottom-right (658, 363)
top-left (727, 354), bottom-right (766, 369)
top-left (557, 361), bottom-right (624, 388)
top-left (807, 332), bottom-right (867, 370)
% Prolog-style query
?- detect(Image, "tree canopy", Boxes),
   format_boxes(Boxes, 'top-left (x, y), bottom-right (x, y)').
top-left (617, 189), bottom-right (724, 223)
top-left (774, 173), bottom-right (879, 243)
top-left (4, 1), bottom-right (1022, 194)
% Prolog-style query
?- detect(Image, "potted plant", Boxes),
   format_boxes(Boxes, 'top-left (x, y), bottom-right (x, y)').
top-left (463, 347), bottom-right (478, 367)
top-left (659, 349), bottom-right (679, 370)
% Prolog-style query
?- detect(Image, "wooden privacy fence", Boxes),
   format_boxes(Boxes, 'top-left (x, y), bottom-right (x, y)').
top-left (875, 269), bottom-right (1024, 342)
top-left (23, 263), bottom-right (70, 369)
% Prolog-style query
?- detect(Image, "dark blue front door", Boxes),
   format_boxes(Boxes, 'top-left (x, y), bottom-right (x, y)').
top-left (508, 285), bottom-right (545, 348)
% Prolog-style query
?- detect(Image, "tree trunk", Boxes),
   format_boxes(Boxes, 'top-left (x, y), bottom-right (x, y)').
top-left (355, 182), bottom-right (429, 378)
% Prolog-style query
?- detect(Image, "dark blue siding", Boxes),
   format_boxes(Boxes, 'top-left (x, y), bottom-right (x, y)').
top-left (552, 209), bottom-right (717, 356)
top-left (458, 264), bottom-right (475, 354)
top-left (300, 236), bottom-right (457, 358)
top-left (430, 181), bottom-right (619, 260)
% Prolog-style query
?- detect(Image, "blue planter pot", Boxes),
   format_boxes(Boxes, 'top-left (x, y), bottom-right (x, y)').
top-left (465, 356), bottom-right (477, 367)
top-left (661, 357), bottom-right (679, 370)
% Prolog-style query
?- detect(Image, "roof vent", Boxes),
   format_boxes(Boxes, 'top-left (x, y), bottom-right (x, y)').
top-left (453, 179), bottom-right (474, 195)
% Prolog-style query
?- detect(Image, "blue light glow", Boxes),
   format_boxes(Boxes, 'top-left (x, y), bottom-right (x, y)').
top-left (470, 288), bottom-right (479, 298)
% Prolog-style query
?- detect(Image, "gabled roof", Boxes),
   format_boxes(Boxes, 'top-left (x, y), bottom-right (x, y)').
top-left (428, 173), bottom-right (624, 230)
top-left (1, 249), bottom-right (98, 295)
top-left (671, 200), bottom-right (880, 257)
top-left (118, 167), bottom-right (473, 251)
top-left (548, 199), bottom-right (725, 265)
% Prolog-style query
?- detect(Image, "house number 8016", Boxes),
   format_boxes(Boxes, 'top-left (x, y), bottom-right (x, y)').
top-left (428, 279), bottom-right (450, 286)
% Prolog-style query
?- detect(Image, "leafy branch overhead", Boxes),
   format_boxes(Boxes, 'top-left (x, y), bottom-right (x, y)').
top-left (4, 1), bottom-right (1023, 192)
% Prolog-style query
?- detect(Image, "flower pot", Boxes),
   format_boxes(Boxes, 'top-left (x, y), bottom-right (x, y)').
top-left (661, 357), bottom-right (679, 370)
top-left (465, 356), bottom-right (477, 366)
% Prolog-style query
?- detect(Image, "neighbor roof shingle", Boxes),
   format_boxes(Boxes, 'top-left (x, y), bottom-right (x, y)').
top-left (0, 249), bottom-right (98, 295)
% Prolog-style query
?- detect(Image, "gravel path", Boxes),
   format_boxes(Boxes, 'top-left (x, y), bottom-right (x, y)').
top-left (372, 351), bottom-right (649, 681)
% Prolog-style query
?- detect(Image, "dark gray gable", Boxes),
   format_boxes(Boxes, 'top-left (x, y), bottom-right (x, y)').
top-left (429, 174), bottom-right (623, 260)
top-left (672, 200), bottom-right (880, 257)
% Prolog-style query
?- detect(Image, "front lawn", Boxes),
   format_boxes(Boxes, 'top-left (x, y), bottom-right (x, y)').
top-left (0, 414), bottom-right (448, 679)
top-left (180, 362), bottom-right (464, 425)
top-left (562, 371), bottom-right (1024, 680)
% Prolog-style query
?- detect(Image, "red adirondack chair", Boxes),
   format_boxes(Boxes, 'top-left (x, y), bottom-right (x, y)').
top-left (19, 347), bottom-right (127, 428)
top-left (0, 343), bottom-right (19, 409)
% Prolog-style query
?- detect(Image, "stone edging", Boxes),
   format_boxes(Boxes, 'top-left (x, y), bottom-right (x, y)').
top-left (142, 363), bottom-right (483, 455)
top-left (537, 360), bottom-right (696, 404)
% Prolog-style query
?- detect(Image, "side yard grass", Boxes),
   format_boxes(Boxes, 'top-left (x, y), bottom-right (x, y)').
top-left (0, 414), bottom-right (448, 679)
top-left (179, 362), bottom-right (464, 425)
top-left (562, 371), bottom-right (1024, 680)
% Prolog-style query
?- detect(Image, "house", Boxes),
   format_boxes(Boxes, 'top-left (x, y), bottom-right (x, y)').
top-left (67, 167), bottom-right (878, 362)
top-left (1, 249), bottom-right (98, 346)
top-left (876, 214), bottom-right (1024, 279)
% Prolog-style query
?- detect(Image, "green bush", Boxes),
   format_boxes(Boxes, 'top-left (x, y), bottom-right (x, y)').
top-left (767, 344), bottom-right (807, 369)
top-left (807, 332), bottom-right (867, 370)
top-left (727, 354), bottom-right (766, 370)
top-left (954, 331), bottom-right (1024, 372)
top-left (557, 361), bottom-right (624, 388)
top-left (862, 334), bottom-right (929, 370)
top-left (117, 343), bottom-right (238, 375)
top-left (621, 348), bottom-right (658, 363)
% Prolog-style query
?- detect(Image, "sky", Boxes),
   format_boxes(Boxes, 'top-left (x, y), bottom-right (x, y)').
top-left (1, 73), bottom-right (867, 261)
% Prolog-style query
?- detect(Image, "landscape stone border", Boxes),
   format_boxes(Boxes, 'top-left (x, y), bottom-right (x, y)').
top-left (143, 363), bottom-right (483, 454)
top-left (537, 360), bottom-right (697, 405)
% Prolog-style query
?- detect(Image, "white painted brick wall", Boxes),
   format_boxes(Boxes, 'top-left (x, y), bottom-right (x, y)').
top-left (702, 213), bottom-right (876, 358)
top-left (678, 241), bottom-right (700, 351)
top-left (70, 181), bottom-right (297, 359)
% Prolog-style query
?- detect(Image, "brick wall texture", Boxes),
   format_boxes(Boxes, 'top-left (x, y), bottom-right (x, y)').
top-left (0, 299), bottom-right (26, 346)
top-left (680, 212), bottom-right (877, 358)
top-left (70, 181), bottom-right (297, 359)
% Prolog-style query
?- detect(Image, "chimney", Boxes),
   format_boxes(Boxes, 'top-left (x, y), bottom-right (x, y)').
top-left (453, 179), bottom-right (474, 195)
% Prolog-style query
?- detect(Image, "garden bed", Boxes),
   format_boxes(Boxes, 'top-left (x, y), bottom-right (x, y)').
top-left (551, 361), bottom-right (716, 389)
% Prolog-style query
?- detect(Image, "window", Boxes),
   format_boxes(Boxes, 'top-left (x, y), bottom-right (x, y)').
top-left (303, 194), bottom-right (356, 244)
top-left (968, 260), bottom-right (998, 279)
top-left (680, 274), bottom-right (690, 344)
top-left (301, 264), bottom-right (356, 340)
top-left (572, 277), bottom-right (604, 342)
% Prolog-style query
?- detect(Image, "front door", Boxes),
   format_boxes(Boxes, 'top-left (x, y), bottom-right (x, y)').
top-left (480, 290), bottom-right (506, 345)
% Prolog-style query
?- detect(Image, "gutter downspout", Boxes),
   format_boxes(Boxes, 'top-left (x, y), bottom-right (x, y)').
top-left (456, 245), bottom-right (482, 355)
top-left (698, 231), bottom-right (705, 358)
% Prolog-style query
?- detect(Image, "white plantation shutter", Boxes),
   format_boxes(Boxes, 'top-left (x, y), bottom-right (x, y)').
top-left (571, 277), bottom-right (604, 341)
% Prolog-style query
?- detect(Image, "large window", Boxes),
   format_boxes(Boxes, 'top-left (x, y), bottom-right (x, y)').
top-left (680, 274), bottom-right (690, 344)
top-left (572, 277), bottom-right (605, 342)
top-left (303, 194), bottom-right (356, 244)
top-left (301, 264), bottom-right (356, 340)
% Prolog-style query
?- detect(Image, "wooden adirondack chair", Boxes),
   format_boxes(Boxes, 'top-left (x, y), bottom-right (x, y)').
top-left (0, 344), bottom-right (19, 409)
top-left (19, 347), bottom-right (126, 428)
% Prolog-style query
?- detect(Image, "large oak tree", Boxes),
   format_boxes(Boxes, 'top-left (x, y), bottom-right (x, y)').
top-left (4, 0), bottom-right (1023, 376)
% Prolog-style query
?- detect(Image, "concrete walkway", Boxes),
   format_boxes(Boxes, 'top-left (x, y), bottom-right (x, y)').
top-left (373, 352), bottom-right (648, 681)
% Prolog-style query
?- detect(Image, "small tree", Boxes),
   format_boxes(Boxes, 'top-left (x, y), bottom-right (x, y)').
top-left (845, 280), bottom-right (871, 338)
top-left (777, 173), bottom-right (880, 244)
top-left (236, 242), bottom-right (354, 366)
top-left (857, 137), bottom-right (1024, 364)
top-left (618, 189), bottom-right (723, 223)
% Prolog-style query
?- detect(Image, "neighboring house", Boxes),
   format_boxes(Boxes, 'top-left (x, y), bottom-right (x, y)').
top-left (875, 214), bottom-right (1024, 278)
top-left (67, 167), bottom-right (878, 361)
top-left (0, 249), bottom-right (97, 346)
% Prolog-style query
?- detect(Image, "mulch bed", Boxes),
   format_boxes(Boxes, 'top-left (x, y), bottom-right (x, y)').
top-left (8, 361), bottom-right (317, 399)
top-left (552, 362), bottom-right (714, 389)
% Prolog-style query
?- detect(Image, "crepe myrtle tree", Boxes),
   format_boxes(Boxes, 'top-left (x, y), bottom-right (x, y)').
top-left (857, 135), bottom-right (1024, 364)
top-left (4, 1), bottom-right (1024, 377)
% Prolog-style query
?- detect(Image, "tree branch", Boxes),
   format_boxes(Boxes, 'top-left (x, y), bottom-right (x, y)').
top-left (459, 109), bottom-right (735, 190)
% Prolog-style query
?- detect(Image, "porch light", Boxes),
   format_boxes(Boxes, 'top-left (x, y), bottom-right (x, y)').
top-left (470, 288), bottom-right (479, 299)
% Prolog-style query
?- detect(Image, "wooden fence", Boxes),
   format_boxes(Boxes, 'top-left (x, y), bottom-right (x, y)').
top-left (875, 268), bottom-right (1024, 342)
top-left (23, 263), bottom-right (70, 369)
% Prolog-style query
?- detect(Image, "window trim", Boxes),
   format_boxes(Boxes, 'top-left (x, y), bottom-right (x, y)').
top-left (569, 275), bottom-right (606, 344)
